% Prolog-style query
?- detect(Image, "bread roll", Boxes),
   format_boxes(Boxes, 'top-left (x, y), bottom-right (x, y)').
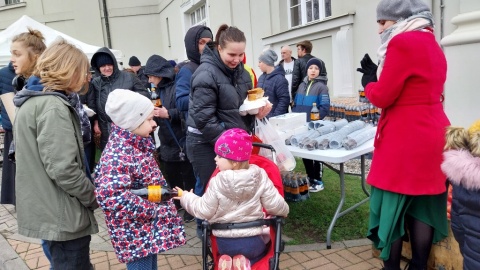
top-left (247, 88), bottom-right (264, 101)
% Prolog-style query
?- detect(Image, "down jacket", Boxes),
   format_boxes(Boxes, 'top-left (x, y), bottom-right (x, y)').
top-left (291, 54), bottom-right (327, 99)
top-left (180, 164), bottom-right (289, 238)
top-left (186, 44), bottom-right (254, 143)
top-left (94, 124), bottom-right (186, 263)
top-left (292, 75), bottom-right (330, 121)
top-left (441, 149), bottom-right (480, 270)
top-left (87, 47), bottom-right (149, 149)
top-left (257, 65), bottom-right (290, 118)
top-left (13, 87), bottom-right (98, 241)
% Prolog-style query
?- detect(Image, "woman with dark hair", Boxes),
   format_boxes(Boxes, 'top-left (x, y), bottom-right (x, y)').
top-left (186, 24), bottom-right (272, 199)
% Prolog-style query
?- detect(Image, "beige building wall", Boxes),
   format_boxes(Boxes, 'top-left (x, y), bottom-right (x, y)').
top-left (1, 0), bottom-right (479, 124)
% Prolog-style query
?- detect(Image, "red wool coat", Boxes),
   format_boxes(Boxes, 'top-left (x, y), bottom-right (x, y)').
top-left (365, 30), bottom-right (450, 195)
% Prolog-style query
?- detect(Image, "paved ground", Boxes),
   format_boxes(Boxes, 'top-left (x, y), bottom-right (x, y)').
top-left (0, 202), bottom-right (409, 270)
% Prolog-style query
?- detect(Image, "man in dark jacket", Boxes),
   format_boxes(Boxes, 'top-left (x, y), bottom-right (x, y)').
top-left (128, 56), bottom-right (150, 89)
top-left (0, 62), bottom-right (16, 205)
top-left (291, 40), bottom-right (327, 101)
top-left (87, 48), bottom-right (149, 150)
top-left (175, 25), bottom-right (213, 120)
top-left (257, 49), bottom-right (290, 118)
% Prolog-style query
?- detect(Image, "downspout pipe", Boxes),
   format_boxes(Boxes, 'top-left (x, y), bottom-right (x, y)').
top-left (102, 0), bottom-right (112, 48)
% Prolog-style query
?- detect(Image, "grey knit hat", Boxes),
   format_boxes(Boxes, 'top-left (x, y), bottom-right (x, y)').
top-left (258, 49), bottom-right (278, 67)
top-left (376, 0), bottom-right (430, 21)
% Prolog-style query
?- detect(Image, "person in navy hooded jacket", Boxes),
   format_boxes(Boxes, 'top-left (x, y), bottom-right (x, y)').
top-left (292, 57), bottom-right (330, 193)
top-left (257, 49), bottom-right (290, 118)
top-left (442, 122), bottom-right (480, 270)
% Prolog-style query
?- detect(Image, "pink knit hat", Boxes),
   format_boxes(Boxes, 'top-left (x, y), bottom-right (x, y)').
top-left (215, 128), bottom-right (253, 161)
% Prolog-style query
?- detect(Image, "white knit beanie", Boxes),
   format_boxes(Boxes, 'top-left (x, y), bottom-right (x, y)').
top-left (105, 89), bottom-right (154, 131)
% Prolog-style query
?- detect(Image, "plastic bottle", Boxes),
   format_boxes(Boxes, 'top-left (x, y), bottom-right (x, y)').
top-left (310, 102), bottom-right (320, 121)
top-left (150, 84), bottom-right (162, 107)
top-left (131, 186), bottom-right (181, 202)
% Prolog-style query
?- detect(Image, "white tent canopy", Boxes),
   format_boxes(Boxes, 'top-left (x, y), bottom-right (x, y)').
top-left (0, 15), bottom-right (123, 67)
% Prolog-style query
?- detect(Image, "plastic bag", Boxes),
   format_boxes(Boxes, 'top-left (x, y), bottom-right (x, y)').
top-left (255, 118), bottom-right (296, 171)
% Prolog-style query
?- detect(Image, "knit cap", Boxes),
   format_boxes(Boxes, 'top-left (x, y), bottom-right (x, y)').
top-left (376, 0), bottom-right (430, 21)
top-left (95, 53), bottom-right (114, 68)
top-left (215, 128), bottom-right (253, 162)
top-left (258, 49), bottom-right (278, 67)
top-left (199, 28), bottom-right (213, 39)
top-left (129, 56), bottom-right (141, 66)
top-left (105, 89), bottom-right (154, 132)
top-left (306, 58), bottom-right (323, 72)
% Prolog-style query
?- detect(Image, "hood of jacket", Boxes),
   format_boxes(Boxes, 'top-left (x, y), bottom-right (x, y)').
top-left (200, 44), bottom-right (245, 83)
top-left (13, 76), bottom-right (68, 107)
top-left (185, 25), bottom-right (212, 65)
top-left (263, 65), bottom-right (286, 80)
top-left (442, 149), bottom-right (480, 191)
top-left (144, 54), bottom-right (175, 83)
top-left (90, 47), bottom-right (119, 78)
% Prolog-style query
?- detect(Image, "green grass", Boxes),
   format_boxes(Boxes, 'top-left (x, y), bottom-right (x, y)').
top-left (283, 158), bottom-right (371, 245)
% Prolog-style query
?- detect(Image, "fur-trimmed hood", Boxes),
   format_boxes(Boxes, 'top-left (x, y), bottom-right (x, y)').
top-left (442, 149), bottom-right (480, 190)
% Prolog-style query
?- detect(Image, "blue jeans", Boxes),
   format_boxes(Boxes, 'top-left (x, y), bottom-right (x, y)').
top-left (216, 235), bottom-right (267, 265)
top-left (126, 254), bottom-right (157, 270)
top-left (41, 240), bottom-right (54, 270)
top-left (44, 235), bottom-right (92, 270)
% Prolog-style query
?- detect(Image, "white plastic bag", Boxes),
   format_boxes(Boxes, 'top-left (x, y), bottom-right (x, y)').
top-left (255, 118), bottom-right (296, 171)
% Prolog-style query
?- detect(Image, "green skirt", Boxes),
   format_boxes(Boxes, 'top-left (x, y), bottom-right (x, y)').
top-left (367, 187), bottom-right (448, 261)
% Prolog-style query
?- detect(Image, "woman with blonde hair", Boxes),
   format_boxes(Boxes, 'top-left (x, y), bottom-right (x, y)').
top-left (1, 28), bottom-right (46, 206)
top-left (13, 39), bottom-right (98, 270)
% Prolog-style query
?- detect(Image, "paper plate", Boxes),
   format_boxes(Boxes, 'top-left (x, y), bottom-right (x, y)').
top-left (239, 96), bottom-right (269, 112)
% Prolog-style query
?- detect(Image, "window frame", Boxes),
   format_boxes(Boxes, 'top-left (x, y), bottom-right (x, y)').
top-left (287, 0), bottom-right (331, 28)
top-left (189, 3), bottom-right (207, 27)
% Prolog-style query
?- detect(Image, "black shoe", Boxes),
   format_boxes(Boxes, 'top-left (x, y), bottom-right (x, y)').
top-left (183, 212), bottom-right (195, 223)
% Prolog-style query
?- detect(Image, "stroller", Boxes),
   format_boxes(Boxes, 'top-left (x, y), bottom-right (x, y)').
top-left (201, 142), bottom-right (286, 270)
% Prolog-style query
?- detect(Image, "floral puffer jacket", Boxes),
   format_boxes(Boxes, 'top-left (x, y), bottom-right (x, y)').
top-left (94, 124), bottom-right (186, 263)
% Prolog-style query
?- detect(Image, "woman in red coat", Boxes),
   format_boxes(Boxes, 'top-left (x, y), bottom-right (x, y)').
top-left (357, 1), bottom-right (450, 269)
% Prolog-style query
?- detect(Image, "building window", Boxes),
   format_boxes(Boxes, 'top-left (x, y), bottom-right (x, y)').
top-left (190, 4), bottom-right (207, 26)
top-left (289, 0), bottom-right (331, 28)
top-left (5, 0), bottom-right (21, 4)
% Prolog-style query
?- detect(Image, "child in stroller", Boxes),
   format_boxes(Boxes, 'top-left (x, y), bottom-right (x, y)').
top-left (174, 128), bottom-right (289, 269)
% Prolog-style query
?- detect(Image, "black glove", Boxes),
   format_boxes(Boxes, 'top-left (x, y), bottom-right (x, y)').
top-left (356, 53), bottom-right (378, 88)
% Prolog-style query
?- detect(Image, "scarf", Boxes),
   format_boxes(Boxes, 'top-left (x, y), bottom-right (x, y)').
top-left (377, 11), bottom-right (434, 77)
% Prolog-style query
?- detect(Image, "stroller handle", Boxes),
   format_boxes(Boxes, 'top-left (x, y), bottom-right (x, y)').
top-left (252, 142), bottom-right (276, 153)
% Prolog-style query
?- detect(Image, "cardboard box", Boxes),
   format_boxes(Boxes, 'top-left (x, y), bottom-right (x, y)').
top-left (269, 113), bottom-right (307, 131)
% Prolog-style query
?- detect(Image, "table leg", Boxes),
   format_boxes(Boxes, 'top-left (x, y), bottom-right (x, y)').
top-left (324, 155), bottom-right (371, 249)
top-left (326, 163), bottom-right (345, 249)
top-left (361, 155), bottom-right (370, 197)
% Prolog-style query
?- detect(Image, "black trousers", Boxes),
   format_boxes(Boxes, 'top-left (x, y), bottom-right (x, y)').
top-left (1, 130), bottom-right (15, 205)
top-left (302, 158), bottom-right (323, 183)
